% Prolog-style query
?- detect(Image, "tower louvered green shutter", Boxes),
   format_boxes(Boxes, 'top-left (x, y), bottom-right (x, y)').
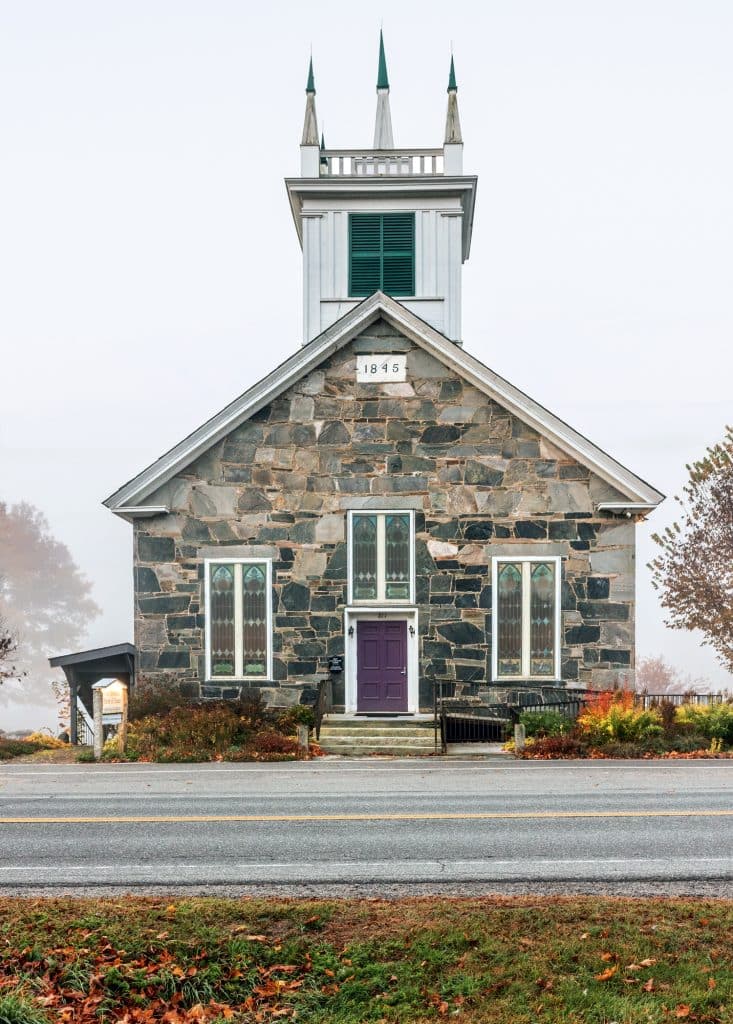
top-left (349, 213), bottom-right (415, 297)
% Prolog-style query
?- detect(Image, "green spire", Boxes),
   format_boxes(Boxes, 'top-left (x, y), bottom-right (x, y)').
top-left (377, 29), bottom-right (389, 89)
top-left (320, 131), bottom-right (325, 150)
top-left (448, 54), bottom-right (457, 92)
top-left (306, 56), bottom-right (315, 94)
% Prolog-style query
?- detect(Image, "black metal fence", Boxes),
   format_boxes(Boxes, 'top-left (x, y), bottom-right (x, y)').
top-left (634, 692), bottom-right (726, 709)
top-left (432, 685), bottom-right (730, 752)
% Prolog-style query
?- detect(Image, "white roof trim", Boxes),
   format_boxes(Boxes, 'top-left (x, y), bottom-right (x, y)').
top-left (104, 293), bottom-right (664, 513)
top-left (114, 506), bottom-right (170, 523)
top-left (597, 502), bottom-right (659, 513)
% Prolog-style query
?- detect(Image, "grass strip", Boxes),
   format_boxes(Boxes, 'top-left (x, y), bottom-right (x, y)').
top-left (0, 896), bottom-right (731, 1022)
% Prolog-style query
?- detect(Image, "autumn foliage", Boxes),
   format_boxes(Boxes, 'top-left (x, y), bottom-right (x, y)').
top-left (650, 425), bottom-right (733, 673)
top-left (517, 689), bottom-right (733, 759)
top-left (119, 689), bottom-right (316, 763)
top-left (0, 897), bottom-right (731, 1023)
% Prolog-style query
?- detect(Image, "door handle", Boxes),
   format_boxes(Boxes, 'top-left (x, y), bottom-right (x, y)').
top-left (400, 669), bottom-right (406, 675)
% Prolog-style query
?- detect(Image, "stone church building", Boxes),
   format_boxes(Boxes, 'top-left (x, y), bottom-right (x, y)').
top-left (104, 38), bottom-right (663, 717)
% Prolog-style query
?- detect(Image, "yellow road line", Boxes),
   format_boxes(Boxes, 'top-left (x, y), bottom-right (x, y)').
top-left (1, 809), bottom-right (732, 825)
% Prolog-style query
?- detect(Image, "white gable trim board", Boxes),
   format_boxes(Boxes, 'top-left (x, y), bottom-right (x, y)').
top-left (104, 293), bottom-right (664, 514)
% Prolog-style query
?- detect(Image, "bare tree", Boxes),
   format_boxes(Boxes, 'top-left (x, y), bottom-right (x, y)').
top-left (649, 426), bottom-right (733, 673)
top-left (636, 654), bottom-right (711, 695)
top-left (0, 606), bottom-right (20, 683)
top-left (0, 502), bottom-right (100, 706)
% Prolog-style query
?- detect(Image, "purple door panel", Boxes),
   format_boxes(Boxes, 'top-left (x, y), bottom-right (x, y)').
top-left (356, 620), bottom-right (408, 712)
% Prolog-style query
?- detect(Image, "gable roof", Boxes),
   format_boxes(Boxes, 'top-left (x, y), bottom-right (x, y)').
top-left (104, 293), bottom-right (664, 515)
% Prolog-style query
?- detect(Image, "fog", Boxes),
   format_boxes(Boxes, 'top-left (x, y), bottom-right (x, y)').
top-left (2, 0), bottom-right (732, 729)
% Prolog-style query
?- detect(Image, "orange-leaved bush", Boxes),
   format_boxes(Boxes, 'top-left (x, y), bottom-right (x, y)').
top-left (577, 689), bottom-right (663, 745)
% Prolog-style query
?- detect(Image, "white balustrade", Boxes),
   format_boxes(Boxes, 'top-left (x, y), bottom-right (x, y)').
top-left (321, 149), bottom-right (444, 177)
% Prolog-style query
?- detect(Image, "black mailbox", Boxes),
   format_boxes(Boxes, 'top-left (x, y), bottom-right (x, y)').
top-left (327, 655), bottom-right (344, 675)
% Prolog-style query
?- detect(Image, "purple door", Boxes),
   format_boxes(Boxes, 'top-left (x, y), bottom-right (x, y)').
top-left (356, 620), bottom-right (408, 713)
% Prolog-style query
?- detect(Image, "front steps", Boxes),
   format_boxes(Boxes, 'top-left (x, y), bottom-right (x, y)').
top-left (317, 717), bottom-right (437, 756)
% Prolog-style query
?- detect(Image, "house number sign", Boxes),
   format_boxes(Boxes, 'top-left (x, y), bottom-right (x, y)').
top-left (356, 354), bottom-right (407, 383)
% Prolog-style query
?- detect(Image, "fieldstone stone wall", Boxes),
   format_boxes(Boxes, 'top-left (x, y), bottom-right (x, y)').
top-left (133, 318), bottom-right (636, 709)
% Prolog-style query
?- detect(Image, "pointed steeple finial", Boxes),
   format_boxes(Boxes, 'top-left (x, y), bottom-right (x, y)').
top-left (444, 53), bottom-right (462, 147)
top-left (377, 29), bottom-right (389, 90)
top-left (448, 54), bottom-right (457, 92)
top-left (301, 56), bottom-right (319, 149)
top-left (373, 30), bottom-right (394, 148)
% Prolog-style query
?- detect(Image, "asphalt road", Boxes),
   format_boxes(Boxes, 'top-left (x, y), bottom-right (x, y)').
top-left (1, 759), bottom-right (733, 896)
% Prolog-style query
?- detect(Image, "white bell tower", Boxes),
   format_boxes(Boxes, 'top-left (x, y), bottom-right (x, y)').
top-left (286, 36), bottom-right (477, 346)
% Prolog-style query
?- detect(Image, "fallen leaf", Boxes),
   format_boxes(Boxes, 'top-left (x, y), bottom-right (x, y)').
top-left (594, 966), bottom-right (618, 982)
top-left (639, 958), bottom-right (657, 967)
top-left (674, 1006), bottom-right (691, 1019)
top-left (708, 977), bottom-right (716, 990)
top-left (642, 978), bottom-right (655, 992)
top-left (600, 952), bottom-right (616, 962)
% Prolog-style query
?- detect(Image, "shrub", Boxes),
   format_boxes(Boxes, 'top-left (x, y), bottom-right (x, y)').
top-left (278, 705), bottom-right (315, 731)
top-left (675, 702), bottom-right (733, 746)
top-left (577, 689), bottom-right (663, 745)
top-left (25, 730), bottom-right (67, 749)
top-left (253, 729), bottom-right (302, 755)
top-left (518, 735), bottom-right (588, 759)
top-left (128, 703), bottom-right (249, 761)
top-left (519, 710), bottom-right (571, 738)
top-left (125, 691), bottom-right (300, 762)
top-left (0, 739), bottom-right (44, 760)
top-left (129, 679), bottom-right (188, 722)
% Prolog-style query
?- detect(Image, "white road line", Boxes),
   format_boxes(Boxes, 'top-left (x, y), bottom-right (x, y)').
top-left (2, 857), bottom-right (733, 877)
top-left (1, 761), bottom-right (719, 778)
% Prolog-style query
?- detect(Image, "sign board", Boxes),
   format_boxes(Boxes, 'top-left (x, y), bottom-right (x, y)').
top-left (356, 354), bottom-right (407, 383)
top-left (92, 678), bottom-right (127, 715)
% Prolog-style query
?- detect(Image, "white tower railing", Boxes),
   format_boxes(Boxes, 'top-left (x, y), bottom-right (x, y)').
top-left (321, 148), bottom-right (445, 177)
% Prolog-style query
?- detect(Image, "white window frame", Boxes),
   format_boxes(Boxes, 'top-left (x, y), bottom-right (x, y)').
top-left (491, 555), bottom-right (562, 682)
top-left (347, 510), bottom-right (415, 605)
top-left (204, 558), bottom-right (273, 682)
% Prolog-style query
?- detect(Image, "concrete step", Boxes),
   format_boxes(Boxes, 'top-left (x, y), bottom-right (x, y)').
top-left (317, 717), bottom-right (437, 755)
top-left (319, 733), bottom-right (433, 747)
top-left (320, 719), bottom-right (434, 729)
top-left (319, 742), bottom-right (436, 756)
top-left (319, 726), bottom-right (433, 738)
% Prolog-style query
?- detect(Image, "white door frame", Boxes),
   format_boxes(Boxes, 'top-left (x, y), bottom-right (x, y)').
top-left (344, 607), bottom-right (419, 715)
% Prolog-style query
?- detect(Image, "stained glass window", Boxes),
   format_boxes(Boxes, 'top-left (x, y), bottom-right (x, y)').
top-left (350, 512), bottom-right (414, 603)
top-left (352, 515), bottom-right (378, 600)
top-left (530, 563), bottom-right (555, 676)
top-left (210, 565), bottom-right (236, 676)
top-left (242, 564), bottom-right (267, 676)
top-left (385, 514), bottom-right (410, 600)
top-left (207, 561), bottom-right (271, 680)
top-left (497, 563), bottom-right (522, 676)
top-left (494, 558), bottom-right (560, 679)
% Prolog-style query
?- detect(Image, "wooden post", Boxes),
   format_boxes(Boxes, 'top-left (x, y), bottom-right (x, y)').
top-left (69, 670), bottom-right (78, 746)
top-left (514, 722), bottom-right (526, 753)
top-left (118, 684), bottom-right (129, 755)
top-left (93, 687), bottom-right (104, 761)
top-left (297, 723), bottom-right (310, 758)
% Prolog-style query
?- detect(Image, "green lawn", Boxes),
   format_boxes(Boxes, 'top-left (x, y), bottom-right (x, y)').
top-left (0, 896), bottom-right (730, 1022)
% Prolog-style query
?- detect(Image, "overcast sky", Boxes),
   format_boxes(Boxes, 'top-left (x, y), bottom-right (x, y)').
top-left (2, 0), bottom-right (732, 729)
